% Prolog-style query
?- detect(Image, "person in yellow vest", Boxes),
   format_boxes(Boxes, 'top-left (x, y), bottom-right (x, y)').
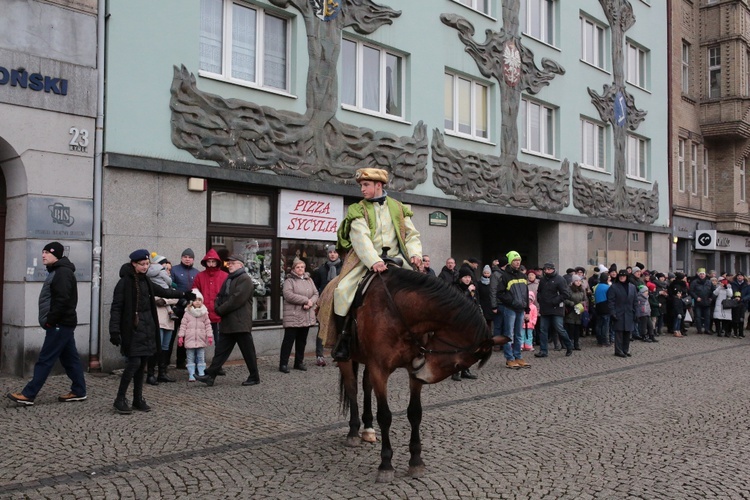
top-left (331, 167), bottom-right (422, 361)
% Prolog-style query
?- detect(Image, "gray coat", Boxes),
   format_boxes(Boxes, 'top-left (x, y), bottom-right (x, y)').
top-left (214, 268), bottom-right (253, 334)
top-left (607, 280), bottom-right (637, 332)
top-left (282, 272), bottom-right (319, 328)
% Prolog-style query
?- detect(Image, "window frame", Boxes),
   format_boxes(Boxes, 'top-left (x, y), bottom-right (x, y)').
top-left (522, 0), bottom-right (556, 46)
top-left (681, 41), bottom-right (690, 94)
top-left (581, 16), bottom-right (606, 69)
top-left (580, 118), bottom-right (606, 170)
top-left (626, 134), bottom-right (647, 180)
top-left (456, 0), bottom-right (491, 16)
top-left (341, 37), bottom-right (406, 120)
top-left (708, 46), bottom-right (721, 99)
top-left (444, 71), bottom-right (490, 141)
top-left (626, 42), bottom-right (648, 89)
top-left (199, 0), bottom-right (291, 93)
top-left (520, 97), bottom-right (556, 158)
top-left (703, 147), bottom-right (709, 198)
top-left (690, 143), bottom-right (698, 195)
top-left (741, 158), bottom-right (747, 203)
top-left (678, 139), bottom-right (685, 192)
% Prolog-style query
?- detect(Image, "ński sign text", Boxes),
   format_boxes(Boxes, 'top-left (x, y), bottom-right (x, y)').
top-left (0, 66), bottom-right (68, 95)
top-left (278, 190), bottom-right (343, 241)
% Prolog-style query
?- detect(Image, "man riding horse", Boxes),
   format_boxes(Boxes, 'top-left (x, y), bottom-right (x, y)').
top-left (329, 167), bottom-right (423, 361)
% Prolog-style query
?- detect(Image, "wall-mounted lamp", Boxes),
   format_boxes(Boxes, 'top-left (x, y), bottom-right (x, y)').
top-left (188, 177), bottom-right (207, 192)
top-left (673, 236), bottom-right (679, 244)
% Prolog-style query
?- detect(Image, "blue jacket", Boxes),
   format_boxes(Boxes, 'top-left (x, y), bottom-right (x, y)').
top-left (171, 263), bottom-right (199, 292)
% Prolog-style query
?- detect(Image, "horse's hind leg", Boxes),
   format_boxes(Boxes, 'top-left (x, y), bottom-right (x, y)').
top-left (361, 366), bottom-right (376, 443)
top-left (371, 370), bottom-right (394, 483)
top-left (341, 361), bottom-right (361, 447)
top-left (407, 377), bottom-right (425, 478)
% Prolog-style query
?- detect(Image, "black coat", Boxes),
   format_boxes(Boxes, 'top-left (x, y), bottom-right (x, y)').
top-left (312, 259), bottom-right (342, 293)
top-left (607, 280), bottom-right (637, 332)
top-left (38, 256), bottom-right (78, 328)
top-left (214, 268), bottom-right (254, 334)
top-left (438, 266), bottom-right (458, 285)
top-left (109, 262), bottom-right (183, 356)
top-left (536, 271), bottom-right (571, 316)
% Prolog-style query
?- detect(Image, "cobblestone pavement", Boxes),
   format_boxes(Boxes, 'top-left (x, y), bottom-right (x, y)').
top-left (2, 330), bottom-right (750, 499)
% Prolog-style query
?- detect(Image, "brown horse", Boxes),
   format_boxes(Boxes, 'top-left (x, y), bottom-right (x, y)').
top-left (337, 266), bottom-right (505, 483)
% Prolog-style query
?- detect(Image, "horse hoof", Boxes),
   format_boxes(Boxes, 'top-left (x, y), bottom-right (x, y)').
top-left (376, 469), bottom-right (395, 483)
top-left (345, 436), bottom-right (361, 448)
top-left (408, 465), bottom-right (425, 478)
top-left (361, 428), bottom-right (377, 443)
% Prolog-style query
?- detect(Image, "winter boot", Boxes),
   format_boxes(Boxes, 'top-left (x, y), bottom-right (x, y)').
top-left (186, 363), bottom-right (196, 381)
top-left (157, 351), bottom-right (176, 383)
top-left (197, 363), bottom-right (206, 377)
top-left (146, 355), bottom-right (158, 386)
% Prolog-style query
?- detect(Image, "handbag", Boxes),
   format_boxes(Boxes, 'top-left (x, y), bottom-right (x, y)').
top-left (722, 298), bottom-right (737, 309)
top-left (581, 310), bottom-right (590, 328)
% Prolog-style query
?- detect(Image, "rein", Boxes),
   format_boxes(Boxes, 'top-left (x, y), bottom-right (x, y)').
top-left (377, 272), bottom-right (488, 356)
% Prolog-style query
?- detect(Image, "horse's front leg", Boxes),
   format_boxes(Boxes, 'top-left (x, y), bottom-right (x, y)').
top-left (371, 370), bottom-right (394, 483)
top-left (361, 366), bottom-right (377, 443)
top-left (340, 361), bottom-right (361, 447)
top-left (407, 377), bottom-right (425, 478)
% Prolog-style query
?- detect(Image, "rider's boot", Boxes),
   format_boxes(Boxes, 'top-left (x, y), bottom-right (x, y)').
top-left (332, 314), bottom-right (351, 362)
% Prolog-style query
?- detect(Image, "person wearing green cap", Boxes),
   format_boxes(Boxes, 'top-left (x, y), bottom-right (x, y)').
top-left (495, 250), bottom-right (531, 369)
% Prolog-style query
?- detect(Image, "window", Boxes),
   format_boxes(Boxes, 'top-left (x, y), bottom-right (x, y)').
top-left (458, 0), bottom-right (490, 15)
top-left (703, 148), bottom-right (709, 198)
top-left (199, 0), bottom-right (289, 91)
top-left (522, 0), bottom-right (555, 45)
top-left (342, 38), bottom-right (404, 118)
top-left (444, 72), bottom-right (489, 140)
top-left (690, 143), bottom-right (698, 195)
top-left (520, 98), bottom-right (555, 156)
top-left (747, 51), bottom-right (750, 96)
top-left (581, 119), bottom-right (605, 169)
top-left (708, 46), bottom-right (721, 98)
top-left (678, 139), bottom-right (685, 192)
top-left (581, 17), bottom-right (606, 69)
top-left (681, 42), bottom-right (690, 93)
top-left (626, 135), bottom-right (647, 179)
top-left (626, 42), bottom-right (647, 88)
top-left (741, 158), bottom-right (747, 203)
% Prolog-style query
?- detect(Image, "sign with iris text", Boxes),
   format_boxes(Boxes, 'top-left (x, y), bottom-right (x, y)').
top-left (278, 190), bottom-right (343, 241)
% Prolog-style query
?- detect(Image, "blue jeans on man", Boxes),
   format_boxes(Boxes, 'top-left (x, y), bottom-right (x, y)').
top-left (693, 303), bottom-right (711, 333)
top-left (502, 307), bottom-right (524, 361)
top-left (22, 325), bottom-right (86, 400)
top-left (492, 304), bottom-right (505, 339)
top-left (596, 314), bottom-right (611, 346)
top-left (537, 315), bottom-right (573, 355)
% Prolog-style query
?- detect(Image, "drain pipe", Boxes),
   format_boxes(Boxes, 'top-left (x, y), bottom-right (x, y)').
top-left (89, 0), bottom-right (106, 371)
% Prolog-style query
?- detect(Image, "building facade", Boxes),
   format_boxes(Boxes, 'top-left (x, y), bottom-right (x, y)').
top-left (94, 0), bottom-right (669, 370)
top-left (0, 0), bottom-right (99, 376)
top-left (670, 0), bottom-right (750, 275)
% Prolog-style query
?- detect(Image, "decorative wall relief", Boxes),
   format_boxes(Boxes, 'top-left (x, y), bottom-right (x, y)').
top-left (574, 0), bottom-right (659, 224)
top-left (170, 0), bottom-right (428, 192)
top-left (436, 6), bottom-right (569, 211)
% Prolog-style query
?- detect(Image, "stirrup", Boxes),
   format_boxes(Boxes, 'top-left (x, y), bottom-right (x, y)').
top-left (332, 334), bottom-right (351, 362)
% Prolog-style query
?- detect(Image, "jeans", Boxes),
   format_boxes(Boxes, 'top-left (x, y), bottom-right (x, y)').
top-left (522, 327), bottom-right (534, 346)
top-left (492, 305), bottom-right (505, 338)
top-left (22, 326), bottom-right (86, 399)
top-left (186, 347), bottom-right (206, 378)
top-left (159, 329), bottom-right (173, 351)
top-left (596, 314), bottom-right (611, 345)
top-left (538, 315), bottom-right (572, 354)
top-left (693, 304), bottom-right (711, 333)
top-left (502, 308), bottom-right (524, 361)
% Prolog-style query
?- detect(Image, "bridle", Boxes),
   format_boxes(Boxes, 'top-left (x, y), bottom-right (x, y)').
top-left (377, 272), bottom-right (492, 357)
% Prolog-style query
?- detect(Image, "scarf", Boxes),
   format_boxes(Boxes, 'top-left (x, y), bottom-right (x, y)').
top-left (480, 276), bottom-right (490, 285)
top-left (187, 304), bottom-right (208, 318)
top-left (326, 258), bottom-right (341, 282)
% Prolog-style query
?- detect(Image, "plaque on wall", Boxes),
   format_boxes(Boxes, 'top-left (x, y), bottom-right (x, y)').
top-left (26, 240), bottom-right (92, 282)
top-left (429, 211), bottom-right (448, 227)
top-left (26, 196), bottom-right (93, 240)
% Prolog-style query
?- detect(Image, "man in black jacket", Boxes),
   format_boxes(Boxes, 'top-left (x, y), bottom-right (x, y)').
top-left (8, 242), bottom-right (86, 406)
top-left (312, 245), bottom-right (342, 366)
top-left (197, 254), bottom-right (260, 387)
top-left (534, 262), bottom-right (574, 358)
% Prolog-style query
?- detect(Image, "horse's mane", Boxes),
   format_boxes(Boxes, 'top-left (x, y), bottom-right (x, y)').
top-left (383, 267), bottom-right (490, 341)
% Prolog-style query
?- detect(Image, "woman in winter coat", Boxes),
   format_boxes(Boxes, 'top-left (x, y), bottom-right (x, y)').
top-left (145, 253), bottom-right (179, 385)
top-left (476, 265), bottom-right (494, 330)
top-left (279, 258), bottom-right (319, 373)
top-left (713, 279), bottom-right (734, 337)
top-left (564, 276), bottom-right (587, 350)
top-left (177, 289), bottom-right (213, 381)
top-left (109, 249), bottom-right (190, 415)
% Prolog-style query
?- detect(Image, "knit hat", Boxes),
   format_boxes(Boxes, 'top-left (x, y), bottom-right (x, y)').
top-left (597, 264), bottom-right (608, 273)
top-left (151, 252), bottom-right (168, 265)
top-left (182, 248), bottom-right (195, 258)
top-left (482, 265), bottom-right (491, 274)
top-left (697, 268), bottom-right (706, 274)
top-left (192, 288), bottom-right (204, 301)
top-left (735, 291), bottom-right (742, 297)
top-left (655, 273), bottom-right (665, 279)
top-left (543, 262), bottom-right (555, 270)
top-left (575, 266), bottom-right (586, 273)
top-left (675, 272), bottom-right (685, 280)
top-left (638, 285), bottom-right (648, 292)
top-left (43, 241), bottom-right (65, 257)
top-left (632, 267), bottom-right (641, 273)
top-left (129, 249), bottom-right (150, 262)
top-left (459, 267), bottom-right (474, 279)
top-left (609, 263), bottom-right (617, 272)
top-left (571, 275), bottom-right (582, 283)
top-left (506, 250), bottom-right (521, 264)
top-left (646, 282), bottom-right (656, 292)
top-left (668, 272), bottom-right (676, 279)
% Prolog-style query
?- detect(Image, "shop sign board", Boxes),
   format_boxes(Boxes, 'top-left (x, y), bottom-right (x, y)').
top-left (278, 190), bottom-right (343, 241)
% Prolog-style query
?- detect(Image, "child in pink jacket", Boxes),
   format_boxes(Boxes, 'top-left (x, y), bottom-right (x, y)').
top-left (177, 290), bottom-right (213, 381)
top-left (522, 291), bottom-right (538, 351)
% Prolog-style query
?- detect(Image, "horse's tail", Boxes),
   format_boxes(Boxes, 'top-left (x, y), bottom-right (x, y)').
top-left (338, 361), bottom-right (358, 415)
